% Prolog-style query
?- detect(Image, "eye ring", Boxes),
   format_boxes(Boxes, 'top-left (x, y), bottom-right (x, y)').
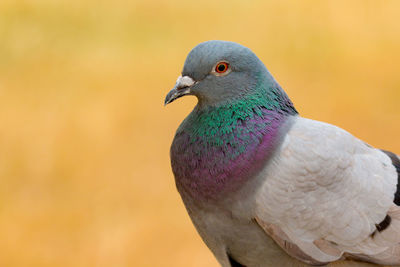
top-left (213, 61), bottom-right (231, 76)
top-left (215, 62), bottom-right (229, 73)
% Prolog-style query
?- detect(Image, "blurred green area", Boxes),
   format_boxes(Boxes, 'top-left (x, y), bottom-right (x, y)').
top-left (0, 0), bottom-right (399, 266)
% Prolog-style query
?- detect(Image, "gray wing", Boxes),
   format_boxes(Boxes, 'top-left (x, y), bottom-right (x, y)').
top-left (253, 117), bottom-right (400, 265)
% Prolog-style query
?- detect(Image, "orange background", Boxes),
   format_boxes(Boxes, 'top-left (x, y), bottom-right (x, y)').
top-left (0, 0), bottom-right (399, 266)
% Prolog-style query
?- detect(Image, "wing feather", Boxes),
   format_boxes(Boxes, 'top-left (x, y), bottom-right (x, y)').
top-left (254, 117), bottom-right (400, 265)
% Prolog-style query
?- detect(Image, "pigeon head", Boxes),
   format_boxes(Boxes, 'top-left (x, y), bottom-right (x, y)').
top-left (165, 40), bottom-right (269, 107)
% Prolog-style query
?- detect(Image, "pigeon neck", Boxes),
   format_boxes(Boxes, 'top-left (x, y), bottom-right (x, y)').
top-left (170, 89), bottom-right (297, 203)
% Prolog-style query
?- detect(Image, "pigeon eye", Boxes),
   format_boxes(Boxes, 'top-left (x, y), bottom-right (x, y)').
top-left (215, 62), bottom-right (229, 74)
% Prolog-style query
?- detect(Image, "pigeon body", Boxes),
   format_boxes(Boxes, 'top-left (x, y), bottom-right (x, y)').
top-left (165, 41), bottom-right (400, 266)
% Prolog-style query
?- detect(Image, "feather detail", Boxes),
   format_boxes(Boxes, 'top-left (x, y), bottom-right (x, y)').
top-left (254, 217), bottom-right (333, 266)
top-left (253, 117), bottom-right (400, 265)
top-left (380, 150), bottom-right (400, 205)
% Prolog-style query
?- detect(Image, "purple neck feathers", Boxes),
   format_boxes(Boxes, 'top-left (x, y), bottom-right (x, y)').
top-left (170, 107), bottom-right (294, 203)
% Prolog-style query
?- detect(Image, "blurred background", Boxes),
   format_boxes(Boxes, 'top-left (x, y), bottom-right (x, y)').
top-left (0, 0), bottom-right (399, 266)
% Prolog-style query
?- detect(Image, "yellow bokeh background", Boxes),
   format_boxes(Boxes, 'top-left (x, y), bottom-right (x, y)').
top-left (0, 0), bottom-right (399, 266)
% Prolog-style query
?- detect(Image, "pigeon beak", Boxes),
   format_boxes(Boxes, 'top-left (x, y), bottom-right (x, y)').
top-left (164, 75), bottom-right (196, 105)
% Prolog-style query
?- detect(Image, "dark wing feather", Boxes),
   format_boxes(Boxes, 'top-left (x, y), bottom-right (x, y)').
top-left (380, 150), bottom-right (400, 205)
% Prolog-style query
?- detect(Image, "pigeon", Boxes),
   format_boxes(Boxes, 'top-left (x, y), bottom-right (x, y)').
top-left (164, 40), bottom-right (400, 267)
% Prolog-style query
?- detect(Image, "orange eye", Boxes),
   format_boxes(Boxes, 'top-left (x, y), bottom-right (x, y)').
top-left (215, 62), bottom-right (229, 73)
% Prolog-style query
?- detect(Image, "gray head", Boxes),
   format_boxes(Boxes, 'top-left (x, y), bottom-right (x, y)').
top-left (164, 40), bottom-right (271, 107)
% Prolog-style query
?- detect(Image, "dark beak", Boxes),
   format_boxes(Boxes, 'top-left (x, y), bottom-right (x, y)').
top-left (164, 76), bottom-right (196, 105)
